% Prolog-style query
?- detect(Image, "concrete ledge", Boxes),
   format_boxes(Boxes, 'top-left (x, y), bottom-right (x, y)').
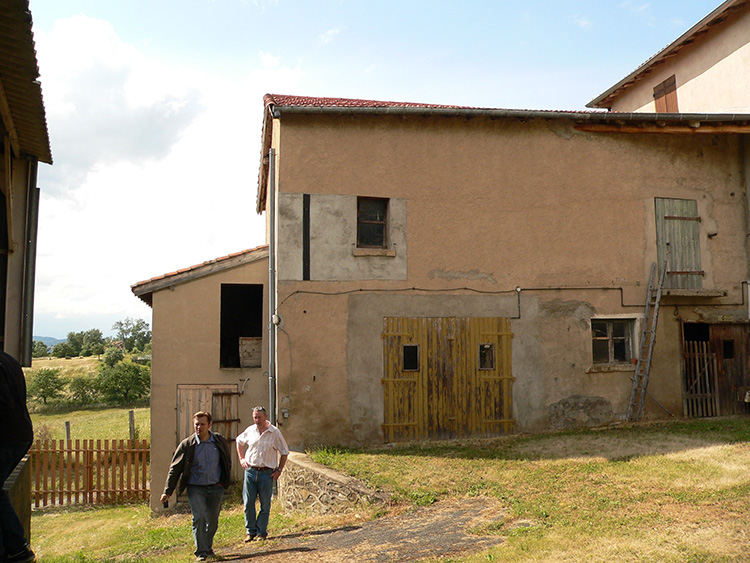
top-left (3, 455), bottom-right (31, 540)
top-left (279, 451), bottom-right (389, 513)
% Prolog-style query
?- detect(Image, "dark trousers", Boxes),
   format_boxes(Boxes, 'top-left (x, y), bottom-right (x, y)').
top-left (0, 442), bottom-right (32, 557)
top-left (186, 484), bottom-right (224, 557)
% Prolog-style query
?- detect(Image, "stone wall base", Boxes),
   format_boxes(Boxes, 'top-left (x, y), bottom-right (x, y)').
top-left (279, 451), bottom-right (389, 514)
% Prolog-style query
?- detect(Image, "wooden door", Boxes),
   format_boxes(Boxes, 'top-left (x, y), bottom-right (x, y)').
top-left (710, 324), bottom-right (750, 416)
top-left (176, 384), bottom-right (242, 481)
top-left (382, 317), bottom-right (514, 442)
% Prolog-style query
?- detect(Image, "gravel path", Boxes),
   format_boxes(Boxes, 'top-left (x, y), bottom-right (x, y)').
top-left (220, 497), bottom-right (509, 562)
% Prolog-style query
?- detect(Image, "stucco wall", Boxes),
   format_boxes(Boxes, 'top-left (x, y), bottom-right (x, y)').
top-left (149, 258), bottom-right (269, 510)
top-left (609, 6), bottom-right (750, 113)
top-left (266, 112), bottom-right (748, 448)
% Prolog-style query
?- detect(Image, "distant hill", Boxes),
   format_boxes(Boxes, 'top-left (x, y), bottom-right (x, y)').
top-left (34, 336), bottom-right (64, 347)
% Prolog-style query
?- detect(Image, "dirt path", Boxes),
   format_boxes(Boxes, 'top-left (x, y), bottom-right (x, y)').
top-left (219, 497), bottom-right (511, 562)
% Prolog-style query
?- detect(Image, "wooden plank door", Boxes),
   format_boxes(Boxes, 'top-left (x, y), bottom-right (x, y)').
top-left (655, 198), bottom-right (703, 289)
top-left (383, 317), bottom-right (514, 442)
top-left (709, 324), bottom-right (750, 416)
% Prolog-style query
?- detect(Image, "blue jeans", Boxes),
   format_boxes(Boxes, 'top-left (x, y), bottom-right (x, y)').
top-left (0, 442), bottom-right (32, 558)
top-left (186, 484), bottom-right (224, 556)
top-left (243, 468), bottom-right (273, 536)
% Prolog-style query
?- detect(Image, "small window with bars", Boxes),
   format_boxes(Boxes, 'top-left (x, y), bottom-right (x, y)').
top-left (357, 197), bottom-right (388, 248)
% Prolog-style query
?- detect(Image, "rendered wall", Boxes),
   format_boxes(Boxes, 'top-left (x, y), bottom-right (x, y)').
top-left (609, 7), bottom-right (750, 113)
top-left (268, 112), bottom-right (748, 447)
top-left (149, 258), bottom-right (269, 510)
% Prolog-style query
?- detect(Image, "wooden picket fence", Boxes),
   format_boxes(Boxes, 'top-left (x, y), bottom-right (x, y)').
top-left (29, 439), bottom-right (150, 507)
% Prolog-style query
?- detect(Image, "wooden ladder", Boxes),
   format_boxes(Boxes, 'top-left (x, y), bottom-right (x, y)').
top-left (627, 262), bottom-right (667, 422)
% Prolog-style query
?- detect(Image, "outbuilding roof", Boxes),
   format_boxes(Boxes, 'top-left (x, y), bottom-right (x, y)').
top-left (0, 0), bottom-right (52, 164)
top-left (131, 245), bottom-right (269, 307)
top-left (587, 0), bottom-right (748, 109)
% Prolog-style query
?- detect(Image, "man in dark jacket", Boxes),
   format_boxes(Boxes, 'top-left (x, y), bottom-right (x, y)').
top-left (0, 351), bottom-right (35, 563)
top-left (161, 411), bottom-right (231, 562)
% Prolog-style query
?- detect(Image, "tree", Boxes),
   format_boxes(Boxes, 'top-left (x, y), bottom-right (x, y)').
top-left (51, 342), bottom-right (74, 358)
top-left (66, 331), bottom-right (85, 356)
top-left (112, 318), bottom-right (151, 353)
top-left (28, 368), bottom-right (66, 404)
top-left (96, 362), bottom-right (150, 404)
top-left (68, 376), bottom-right (99, 405)
top-left (102, 345), bottom-right (124, 367)
top-left (31, 340), bottom-right (49, 358)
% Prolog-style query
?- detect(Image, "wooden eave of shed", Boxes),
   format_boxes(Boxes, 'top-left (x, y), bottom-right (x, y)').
top-left (0, 0), bottom-right (52, 164)
top-left (131, 245), bottom-right (269, 307)
top-left (587, 0), bottom-right (749, 109)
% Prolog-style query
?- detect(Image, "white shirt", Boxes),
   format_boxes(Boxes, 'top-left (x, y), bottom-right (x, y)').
top-left (236, 423), bottom-right (289, 468)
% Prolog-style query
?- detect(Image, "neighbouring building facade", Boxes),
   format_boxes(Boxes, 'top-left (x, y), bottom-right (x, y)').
top-left (0, 0), bottom-right (52, 365)
top-left (588, 0), bottom-right (750, 113)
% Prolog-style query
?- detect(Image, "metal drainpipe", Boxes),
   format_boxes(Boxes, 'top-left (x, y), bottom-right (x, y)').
top-left (21, 158), bottom-right (39, 366)
top-left (268, 148), bottom-right (277, 425)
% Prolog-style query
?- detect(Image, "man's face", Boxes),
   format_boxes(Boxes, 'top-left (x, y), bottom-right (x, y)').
top-left (194, 416), bottom-right (211, 438)
top-left (253, 410), bottom-right (267, 428)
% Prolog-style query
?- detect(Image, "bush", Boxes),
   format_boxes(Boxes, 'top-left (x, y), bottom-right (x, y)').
top-left (67, 375), bottom-right (99, 405)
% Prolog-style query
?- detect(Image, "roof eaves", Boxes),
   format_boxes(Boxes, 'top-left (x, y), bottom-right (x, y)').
top-left (131, 245), bottom-right (269, 306)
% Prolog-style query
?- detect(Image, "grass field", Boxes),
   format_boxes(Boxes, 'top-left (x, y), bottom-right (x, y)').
top-left (30, 417), bottom-right (750, 562)
top-left (31, 407), bottom-right (150, 441)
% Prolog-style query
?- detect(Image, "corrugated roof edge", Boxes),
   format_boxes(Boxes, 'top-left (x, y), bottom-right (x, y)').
top-left (131, 245), bottom-right (269, 307)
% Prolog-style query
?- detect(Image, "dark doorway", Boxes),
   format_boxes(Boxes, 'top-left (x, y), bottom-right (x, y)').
top-left (682, 322), bottom-right (750, 416)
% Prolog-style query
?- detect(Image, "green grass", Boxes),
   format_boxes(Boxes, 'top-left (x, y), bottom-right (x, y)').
top-left (29, 417), bottom-right (750, 562)
top-left (31, 407), bottom-right (150, 441)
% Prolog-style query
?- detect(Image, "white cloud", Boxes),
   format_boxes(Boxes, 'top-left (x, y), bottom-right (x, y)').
top-left (319, 27), bottom-right (345, 45)
top-left (33, 17), bottom-right (306, 336)
top-left (574, 16), bottom-right (593, 29)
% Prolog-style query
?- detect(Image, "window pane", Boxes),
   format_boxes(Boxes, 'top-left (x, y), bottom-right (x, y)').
top-left (479, 344), bottom-right (495, 370)
top-left (592, 321), bottom-right (608, 338)
top-left (359, 198), bottom-right (387, 221)
top-left (612, 338), bottom-right (630, 362)
top-left (403, 345), bottom-right (419, 371)
top-left (611, 321), bottom-right (628, 338)
top-left (358, 223), bottom-right (385, 247)
top-left (592, 340), bottom-right (609, 364)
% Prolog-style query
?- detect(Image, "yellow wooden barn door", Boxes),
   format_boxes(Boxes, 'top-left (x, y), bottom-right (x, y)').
top-left (383, 317), bottom-right (514, 442)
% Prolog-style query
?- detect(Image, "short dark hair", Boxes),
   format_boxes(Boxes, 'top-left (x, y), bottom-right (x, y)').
top-left (252, 406), bottom-right (266, 414)
top-left (193, 411), bottom-right (212, 423)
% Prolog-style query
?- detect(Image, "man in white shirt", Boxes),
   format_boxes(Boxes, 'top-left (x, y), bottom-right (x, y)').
top-left (236, 406), bottom-right (289, 542)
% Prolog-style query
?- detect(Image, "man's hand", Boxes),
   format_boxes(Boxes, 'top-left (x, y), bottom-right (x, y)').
top-left (240, 458), bottom-right (250, 469)
top-left (160, 493), bottom-right (169, 504)
top-left (272, 468), bottom-right (282, 481)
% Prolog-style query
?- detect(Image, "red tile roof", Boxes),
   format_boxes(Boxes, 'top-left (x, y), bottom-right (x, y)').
top-left (131, 245), bottom-right (269, 306)
top-left (264, 93), bottom-right (479, 111)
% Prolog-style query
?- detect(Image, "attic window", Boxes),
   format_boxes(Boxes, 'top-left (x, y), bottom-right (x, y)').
top-left (478, 344), bottom-right (495, 370)
top-left (357, 197), bottom-right (388, 248)
top-left (654, 75), bottom-right (678, 113)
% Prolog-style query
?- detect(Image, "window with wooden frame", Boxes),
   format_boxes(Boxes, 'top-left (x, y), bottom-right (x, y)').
top-left (478, 344), bottom-right (496, 370)
top-left (653, 75), bottom-right (678, 113)
top-left (220, 284), bottom-right (263, 368)
top-left (591, 319), bottom-right (634, 364)
top-left (357, 197), bottom-right (388, 248)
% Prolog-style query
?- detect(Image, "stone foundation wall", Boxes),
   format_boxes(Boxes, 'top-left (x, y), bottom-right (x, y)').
top-left (279, 451), bottom-right (389, 513)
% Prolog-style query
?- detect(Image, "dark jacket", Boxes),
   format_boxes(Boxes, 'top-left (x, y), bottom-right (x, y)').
top-left (162, 431), bottom-right (232, 496)
top-left (0, 351), bottom-right (33, 445)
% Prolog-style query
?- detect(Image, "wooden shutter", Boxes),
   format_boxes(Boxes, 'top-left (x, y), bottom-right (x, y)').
top-left (654, 75), bottom-right (678, 113)
top-left (655, 198), bottom-right (702, 289)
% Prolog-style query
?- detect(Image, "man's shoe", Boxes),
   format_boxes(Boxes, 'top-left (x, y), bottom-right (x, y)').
top-left (7, 545), bottom-right (36, 563)
top-left (195, 556), bottom-right (207, 562)
top-left (206, 551), bottom-right (223, 561)
top-left (258, 534), bottom-right (268, 541)
top-left (243, 533), bottom-right (255, 542)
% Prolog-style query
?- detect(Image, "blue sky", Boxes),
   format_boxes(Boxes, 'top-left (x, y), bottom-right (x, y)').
top-left (27, 0), bottom-right (722, 337)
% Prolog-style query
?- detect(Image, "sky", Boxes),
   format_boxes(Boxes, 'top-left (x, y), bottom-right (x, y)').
top-left (26, 0), bottom-right (723, 338)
